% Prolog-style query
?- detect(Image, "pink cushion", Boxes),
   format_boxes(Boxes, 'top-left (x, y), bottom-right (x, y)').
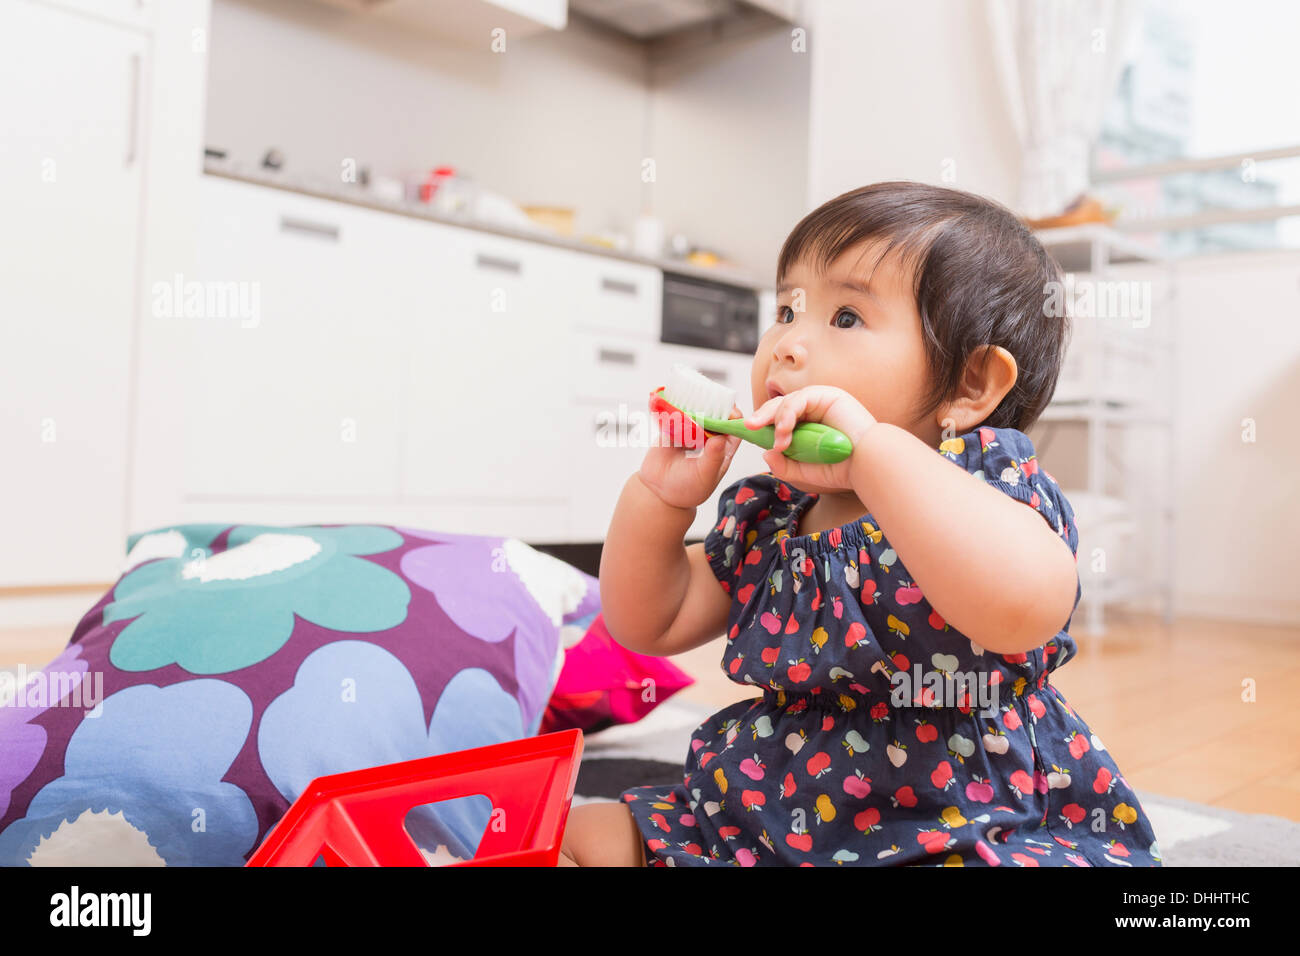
top-left (539, 613), bottom-right (694, 735)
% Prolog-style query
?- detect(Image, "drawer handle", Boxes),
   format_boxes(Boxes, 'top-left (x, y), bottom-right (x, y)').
top-left (600, 277), bottom-right (638, 296)
top-left (597, 348), bottom-right (637, 365)
top-left (280, 216), bottom-right (340, 241)
top-left (476, 253), bottom-right (521, 274)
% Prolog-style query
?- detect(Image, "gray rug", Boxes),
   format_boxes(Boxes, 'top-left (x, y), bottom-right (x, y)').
top-left (575, 698), bottom-right (1300, 867)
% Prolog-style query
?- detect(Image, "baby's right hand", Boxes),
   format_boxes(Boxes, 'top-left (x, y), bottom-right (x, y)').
top-left (637, 404), bottom-right (743, 510)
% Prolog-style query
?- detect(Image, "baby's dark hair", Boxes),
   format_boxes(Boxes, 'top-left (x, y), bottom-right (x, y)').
top-left (776, 181), bottom-right (1069, 433)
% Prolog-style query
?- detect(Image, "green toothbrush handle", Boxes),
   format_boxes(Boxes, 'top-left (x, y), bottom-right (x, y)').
top-left (695, 415), bottom-right (854, 464)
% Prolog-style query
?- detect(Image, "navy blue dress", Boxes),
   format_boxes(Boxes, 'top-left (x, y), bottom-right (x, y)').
top-left (621, 425), bottom-right (1161, 867)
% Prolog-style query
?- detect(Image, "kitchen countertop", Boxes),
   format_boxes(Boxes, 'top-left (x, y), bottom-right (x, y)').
top-left (202, 159), bottom-right (771, 293)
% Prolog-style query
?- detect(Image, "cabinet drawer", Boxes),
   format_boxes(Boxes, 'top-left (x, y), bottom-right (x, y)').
top-left (569, 337), bottom-right (749, 408)
top-left (559, 254), bottom-right (661, 340)
top-left (569, 332), bottom-right (658, 407)
top-left (652, 344), bottom-right (751, 408)
top-left (402, 229), bottom-right (574, 502)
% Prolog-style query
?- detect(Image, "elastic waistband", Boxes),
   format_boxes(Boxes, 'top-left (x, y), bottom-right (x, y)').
top-left (758, 674), bottom-right (1053, 713)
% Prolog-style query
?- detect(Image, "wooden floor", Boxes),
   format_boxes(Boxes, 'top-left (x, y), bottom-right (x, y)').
top-left (4, 609), bottom-right (1298, 822)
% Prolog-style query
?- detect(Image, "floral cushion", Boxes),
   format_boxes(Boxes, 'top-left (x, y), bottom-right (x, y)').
top-left (0, 523), bottom-right (597, 866)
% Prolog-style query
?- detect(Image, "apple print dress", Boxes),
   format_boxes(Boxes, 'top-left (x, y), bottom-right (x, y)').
top-left (620, 425), bottom-right (1162, 867)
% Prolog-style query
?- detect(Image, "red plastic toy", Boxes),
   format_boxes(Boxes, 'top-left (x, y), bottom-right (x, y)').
top-left (245, 728), bottom-right (584, 867)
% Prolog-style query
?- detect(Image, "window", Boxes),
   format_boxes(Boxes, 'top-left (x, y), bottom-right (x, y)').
top-left (1090, 0), bottom-right (1300, 255)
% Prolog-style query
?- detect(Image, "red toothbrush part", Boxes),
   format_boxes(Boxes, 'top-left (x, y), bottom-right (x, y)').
top-left (649, 385), bottom-right (710, 451)
top-left (245, 728), bottom-right (583, 867)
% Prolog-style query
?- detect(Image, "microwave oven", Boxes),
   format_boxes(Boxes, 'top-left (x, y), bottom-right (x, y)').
top-left (660, 272), bottom-right (759, 354)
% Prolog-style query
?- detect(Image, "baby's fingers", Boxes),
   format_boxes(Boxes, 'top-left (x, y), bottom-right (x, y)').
top-left (745, 396), bottom-right (783, 428)
top-left (773, 395), bottom-right (808, 452)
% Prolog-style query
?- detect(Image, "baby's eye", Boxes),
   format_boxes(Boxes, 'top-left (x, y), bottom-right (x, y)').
top-left (775, 305), bottom-right (794, 324)
top-left (833, 309), bottom-right (861, 329)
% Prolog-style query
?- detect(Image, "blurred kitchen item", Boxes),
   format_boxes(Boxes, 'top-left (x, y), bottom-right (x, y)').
top-left (579, 231), bottom-right (629, 251)
top-left (1023, 193), bottom-right (1117, 229)
top-left (686, 249), bottom-right (720, 267)
top-left (668, 232), bottom-right (690, 259)
top-left (261, 148), bottom-right (284, 171)
top-left (477, 192), bottom-right (549, 233)
top-left (415, 166), bottom-right (479, 218)
top-left (371, 174), bottom-right (405, 203)
top-left (522, 205), bottom-right (576, 236)
top-left (633, 214), bottom-right (664, 258)
top-left (417, 165), bottom-right (455, 203)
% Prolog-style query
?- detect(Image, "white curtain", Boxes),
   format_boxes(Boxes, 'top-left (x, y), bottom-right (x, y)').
top-left (987, 0), bottom-right (1144, 220)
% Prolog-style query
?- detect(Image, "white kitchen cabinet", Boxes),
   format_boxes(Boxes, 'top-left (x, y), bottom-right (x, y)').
top-left (558, 254), bottom-right (662, 341)
top-left (186, 176), bottom-right (422, 500)
top-left (565, 400), bottom-right (647, 542)
top-left (188, 172), bottom-right (770, 547)
top-left (569, 331), bottom-right (659, 407)
top-left (400, 227), bottom-right (576, 516)
top-left (0, 0), bottom-right (147, 586)
top-left (566, 341), bottom-right (767, 543)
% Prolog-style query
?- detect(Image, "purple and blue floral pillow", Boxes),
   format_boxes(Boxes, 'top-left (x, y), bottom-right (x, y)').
top-left (0, 523), bottom-right (599, 866)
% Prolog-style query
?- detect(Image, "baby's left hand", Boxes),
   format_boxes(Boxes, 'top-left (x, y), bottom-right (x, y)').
top-left (743, 385), bottom-right (878, 492)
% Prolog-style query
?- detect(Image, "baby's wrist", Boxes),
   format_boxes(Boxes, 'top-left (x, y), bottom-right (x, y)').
top-left (847, 416), bottom-right (879, 450)
top-left (848, 420), bottom-right (894, 484)
top-left (633, 471), bottom-right (698, 518)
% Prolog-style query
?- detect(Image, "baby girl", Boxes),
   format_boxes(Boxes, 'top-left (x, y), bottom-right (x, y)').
top-left (558, 181), bottom-right (1161, 867)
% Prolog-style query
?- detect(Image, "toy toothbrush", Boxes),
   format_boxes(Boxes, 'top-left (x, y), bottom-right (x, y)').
top-left (649, 363), bottom-right (853, 464)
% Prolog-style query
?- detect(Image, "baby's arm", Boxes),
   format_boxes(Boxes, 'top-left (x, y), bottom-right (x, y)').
top-left (599, 474), bottom-right (731, 658)
top-left (848, 424), bottom-right (1078, 656)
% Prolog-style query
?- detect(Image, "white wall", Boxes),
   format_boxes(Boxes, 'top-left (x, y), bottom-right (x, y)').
top-left (647, 25), bottom-right (811, 283)
top-left (1165, 248), bottom-right (1300, 625)
top-left (806, 0), bottom-right (1022, 210)
top-left (205, 0), bottom-right (650, 243)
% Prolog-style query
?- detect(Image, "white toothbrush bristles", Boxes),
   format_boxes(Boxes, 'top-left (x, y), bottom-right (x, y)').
top-left (663, 364), bottom-right (736, 422)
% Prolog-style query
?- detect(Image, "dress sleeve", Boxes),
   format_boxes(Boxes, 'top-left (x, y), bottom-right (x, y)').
top-left (962, 426), bottom-right (1079, 558)
top-left (702, 474), bottom-right (787, 594)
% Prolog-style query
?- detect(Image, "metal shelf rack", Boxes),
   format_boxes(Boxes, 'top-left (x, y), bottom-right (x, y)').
top-left (1031, 223), bottom-right (1178, 639)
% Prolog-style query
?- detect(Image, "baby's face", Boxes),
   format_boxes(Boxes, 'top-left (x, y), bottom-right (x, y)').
top-left (752, 239), bottom-right (938, 449)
